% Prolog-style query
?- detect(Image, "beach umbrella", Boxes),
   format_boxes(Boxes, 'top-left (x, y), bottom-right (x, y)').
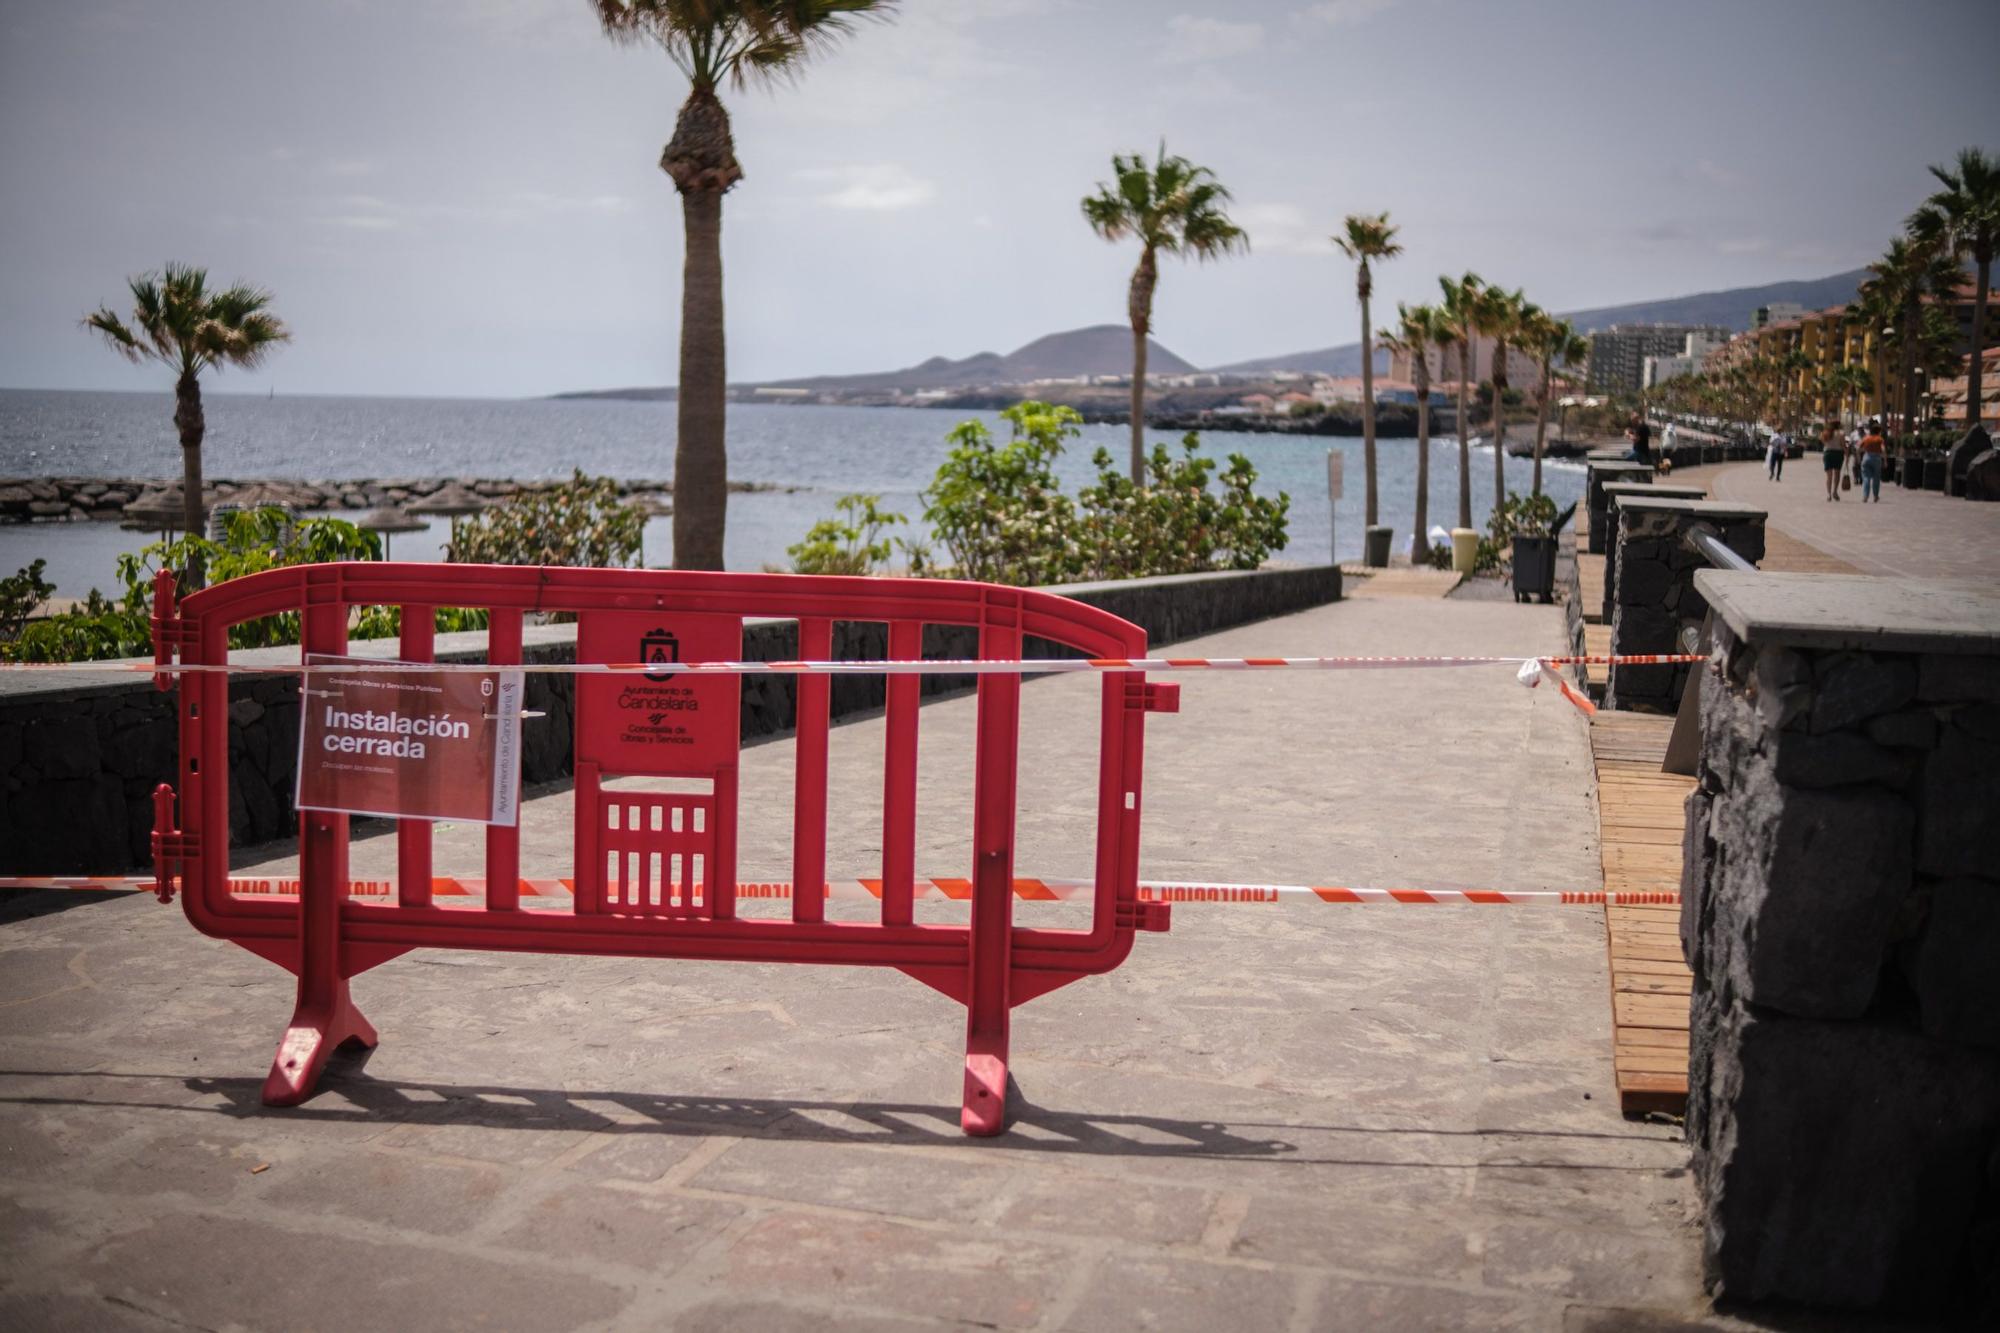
top-left (358, 505), bottom-right (426, 559)
top-left (407, 483), bottom-right (490, 516)
top-left (407, 483), bottom-right (490, 559)
top-left (121, 487), bottom-right (193, 540)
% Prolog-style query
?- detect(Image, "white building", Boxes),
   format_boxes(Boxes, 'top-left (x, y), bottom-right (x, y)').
top-left (1755, 302), bottom-right (1811, 328)
top-left (1641, 330), bottom-right (1732, 388)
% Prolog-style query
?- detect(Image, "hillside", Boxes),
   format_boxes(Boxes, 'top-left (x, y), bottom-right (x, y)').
top-left (554, 325), bottom-right (1195, 401)
top-left (1211, 268), bottom-right (1870, 377)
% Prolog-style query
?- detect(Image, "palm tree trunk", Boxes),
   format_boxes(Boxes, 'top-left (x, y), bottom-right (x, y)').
top-left (1358, 269), bottom-right (1378, 528)
top-left (1531, 355), bottom-right (1551, 497)
top-left (1971, 251), bottom-right (1990, 427)
top-left (1456, 342), bottom-right (1472, 529)
top-left (674, 187), bottom-right (728, 570)
top-left (1410, 388), bottom-right (1430, 564)
top-left (1128, 247), bottom-right (1158, 485)
top-left (174, 371), bottom-right (206, 586)
top-left (1491, 340), bottom-right (1509, 512)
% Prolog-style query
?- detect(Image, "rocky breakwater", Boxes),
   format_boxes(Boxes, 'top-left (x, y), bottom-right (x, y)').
top-left (0, 476), bottom-right (791, 525)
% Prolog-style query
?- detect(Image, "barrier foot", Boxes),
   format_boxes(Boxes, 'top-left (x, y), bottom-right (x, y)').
top-left (961, 1048), bottom-right (1009, 1137)
top-left (261, 981), bottom-right (376, 1107)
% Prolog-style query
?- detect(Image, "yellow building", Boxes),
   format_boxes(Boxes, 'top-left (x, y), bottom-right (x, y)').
top-left (1708, 305), bottom-right (1885, 426)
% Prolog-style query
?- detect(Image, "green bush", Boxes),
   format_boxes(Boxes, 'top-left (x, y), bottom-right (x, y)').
top-left (908, 401), bottom-right (1289, 586)
top-left (448, 471), bottom-right (645, 568)
top-left (787, 494), bottom-right (908, 575)
top-left (1, 559), bottom-right (55, 643)
top-left (1076, 435), bottom-right (1289, 579)
top-left (921, 402), bottom-right (1086, 585)
top-left (4, 507), bottom-right (386, 662)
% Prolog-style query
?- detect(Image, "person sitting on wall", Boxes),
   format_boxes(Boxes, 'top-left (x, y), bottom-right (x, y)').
top-left (1626, 413), bottom-right (1653, 468)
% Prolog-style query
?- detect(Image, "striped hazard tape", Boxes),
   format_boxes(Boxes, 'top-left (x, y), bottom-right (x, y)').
top-left (0, 875), bottom-right (1680, 908)
top-left (0, 653), bottom-right (1705, 678)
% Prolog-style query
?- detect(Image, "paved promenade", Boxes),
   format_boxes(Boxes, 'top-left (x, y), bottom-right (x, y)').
top-left (0, 595), bottom-right (1737, 1330)
top-left (1707, 459), bottom-right (1999, 579)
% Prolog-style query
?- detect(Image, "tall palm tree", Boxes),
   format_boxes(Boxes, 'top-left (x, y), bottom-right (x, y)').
top-left (1332, 212), bottom-right (1401, 542)
top-left (1438, 272), bottom-right (1484, 528)
top-left (1382, 302), bottom-right (1445, 562)
top-left (1915, 147), bottom-right (1998, 428)
top-left (593, 1), bottom-right (895, 570)
top-left (84, 263), bottom-right (289, 581)
top-left (1082, 145), bottom-right (1249, 483)
top-left (1522, 313), bottom-right (1587, 497)
top-left (1472, 283), bottom-right (1525, 510)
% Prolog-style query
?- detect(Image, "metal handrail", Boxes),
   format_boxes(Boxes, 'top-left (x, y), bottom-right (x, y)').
top-left (1682, 522), bottom-right (1755, 574)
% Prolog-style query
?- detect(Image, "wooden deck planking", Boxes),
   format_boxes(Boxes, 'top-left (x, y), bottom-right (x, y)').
top-left (1577, 553), bottom-right (1607, 624)
top-left (1590, 709), bottom-right (1695, 1114)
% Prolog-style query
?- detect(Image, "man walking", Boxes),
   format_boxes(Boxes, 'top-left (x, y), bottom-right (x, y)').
top-left (1767, 429), bottom-right (1787, 481)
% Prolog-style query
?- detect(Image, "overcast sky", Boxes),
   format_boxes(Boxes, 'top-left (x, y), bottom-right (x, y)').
top-left (3, 0), bottom-right (1995, 398)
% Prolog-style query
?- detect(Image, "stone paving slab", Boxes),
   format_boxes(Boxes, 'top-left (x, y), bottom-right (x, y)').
top-left (0, 596), bottom-right (1777, 1330)
top-left (1708, 460), bottom-right (2000, 580)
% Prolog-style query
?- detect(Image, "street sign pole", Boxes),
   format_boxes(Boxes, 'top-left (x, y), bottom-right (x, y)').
top-left (1326, 450), bottom-right (1344, 565)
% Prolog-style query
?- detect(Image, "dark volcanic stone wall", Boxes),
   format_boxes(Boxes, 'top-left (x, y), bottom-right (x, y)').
top-left (0, 565), bottom-right (1339, 875)
top-left (1606, 506), bottom-right (1765, 712)
top-left (1681, 619), bottom-right (2000, 1316)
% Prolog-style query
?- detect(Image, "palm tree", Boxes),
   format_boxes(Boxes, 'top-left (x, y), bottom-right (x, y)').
top-left (1522, 313), bottom-right (1588, 497)
top-left (593, 1), bottom-right (895, 570)
top-left (84, 263), bottom-right (289, 581)
top-left (1082, 145), bottom-right (1249, 483)
top-left (1915, 147), bottom-right (1998, 428)
top-left (1437, 272), bottom-right (1484, 528)
top-left (1472, 283), bottom-right (1525, 511)
top-left (1332, 213), bottom-right (1402, 544)
top-left (1381, 303), bottom-right (1445, 563)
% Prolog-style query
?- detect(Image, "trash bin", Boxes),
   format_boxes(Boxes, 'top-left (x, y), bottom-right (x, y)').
top-left (1450, 527), bottom-right (1479, 574)
top-left (1363, 525), bottom-right (1393, 568)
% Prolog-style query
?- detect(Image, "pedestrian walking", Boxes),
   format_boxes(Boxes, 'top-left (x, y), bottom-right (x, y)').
top-left (1857, 419), bottom-right (1886, 502)
top-left (1767, 430), bottom-right (1788, 480)
top-left (1821, 421), bottom-right (1846, 501)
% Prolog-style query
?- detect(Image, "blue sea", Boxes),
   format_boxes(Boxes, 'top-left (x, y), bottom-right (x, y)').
top-left (0, 390), bottom-right (1585, 596)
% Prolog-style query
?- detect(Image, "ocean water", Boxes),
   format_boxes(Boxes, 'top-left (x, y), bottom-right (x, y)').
top-left (0, 390), bottom-right (1585, 596)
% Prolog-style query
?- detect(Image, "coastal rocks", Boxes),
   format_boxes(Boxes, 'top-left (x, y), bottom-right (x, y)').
top-left (1684, 573), bottom-right (2000, 1317)
top-left (0, 475), bottom-right (691, 526)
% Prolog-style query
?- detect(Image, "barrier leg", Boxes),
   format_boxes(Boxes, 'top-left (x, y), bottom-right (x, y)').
top-left (962, 618), bottom-right (1021, 1136)
top-left (264, 592), bottom-right (375, 1106)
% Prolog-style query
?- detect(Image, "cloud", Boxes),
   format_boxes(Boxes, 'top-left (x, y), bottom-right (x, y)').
top-left (1160, 15), bottom-right (1264, 64)
top-left (1297, 0), bottom-right (1400, 26)
top-left (1237, 203), bottom-right (1328, 256)
top-left (798, 165), bottom-right (935, 212)
top-left (322, 158), bottom-right (375, 178)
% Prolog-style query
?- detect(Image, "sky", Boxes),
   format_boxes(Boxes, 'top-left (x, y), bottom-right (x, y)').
top-left (2, 0), bottom-right (1996, 399)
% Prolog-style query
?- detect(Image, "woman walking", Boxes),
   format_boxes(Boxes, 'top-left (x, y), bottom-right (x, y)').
top-left (1857, 419), bottom-right (1886, 502)
top-left (1820, 421), bottom-right (1846, 501)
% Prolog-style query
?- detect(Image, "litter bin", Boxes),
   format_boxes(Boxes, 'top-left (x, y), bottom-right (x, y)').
top-left (1450, 527), bottom-right (1479, 574)
top-left (1363, 525), bottom-right (1393, 568)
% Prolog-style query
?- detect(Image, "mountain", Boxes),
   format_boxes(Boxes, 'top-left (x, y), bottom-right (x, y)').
top-left (553, 325), bottom-right (1195, 400)
top-left (1210, 268), bottom-right (1871, 377)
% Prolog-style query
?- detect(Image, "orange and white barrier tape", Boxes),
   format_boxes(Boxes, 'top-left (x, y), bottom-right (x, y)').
top-left (0, 874), bottom-right (1679, 908)
top-left (0, 653), bottom-right (1705, 677)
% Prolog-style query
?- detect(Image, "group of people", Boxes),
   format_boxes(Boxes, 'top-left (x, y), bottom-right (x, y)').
top-left (1793, 420), bottom-right (1888, 502)
top-left (1630, 412), bottom-right (1889, 503)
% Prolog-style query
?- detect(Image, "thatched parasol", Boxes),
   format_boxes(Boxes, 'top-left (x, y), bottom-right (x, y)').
top-left (407, 483), bottom-right (490, 516)
top-left (358, 505), bottom-right (426, 559)
top-left (121, 486), bottom-right (193, 536)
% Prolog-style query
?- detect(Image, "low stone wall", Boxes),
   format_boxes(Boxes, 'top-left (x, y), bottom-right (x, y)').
top-left (1585, 461), bottom-right (1655, 554)
top-left (0, 565), bottom-right (1339, 874)
top-left (1599, 483), bottom-right (1707, 624)
top-left (1682, 572), bottom-right (2000, 1317)
top-left (1606, 498), bottom-right (1766, 713)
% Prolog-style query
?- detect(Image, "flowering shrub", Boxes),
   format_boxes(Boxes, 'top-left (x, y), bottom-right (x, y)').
top-left (447, 471), bottom-right (645, 568)
top-left (787, 493), bottom-right (908, 575)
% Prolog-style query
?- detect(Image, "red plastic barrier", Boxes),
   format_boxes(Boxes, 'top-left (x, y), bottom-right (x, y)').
top-left (147, 562), bottom-right (1178, 1134)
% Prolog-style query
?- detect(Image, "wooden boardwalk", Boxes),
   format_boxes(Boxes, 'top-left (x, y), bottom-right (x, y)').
top-left (1577, 551), bottom-right (1606, 624)
top-left (1588, 709), bottom-right (1695, 1114)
